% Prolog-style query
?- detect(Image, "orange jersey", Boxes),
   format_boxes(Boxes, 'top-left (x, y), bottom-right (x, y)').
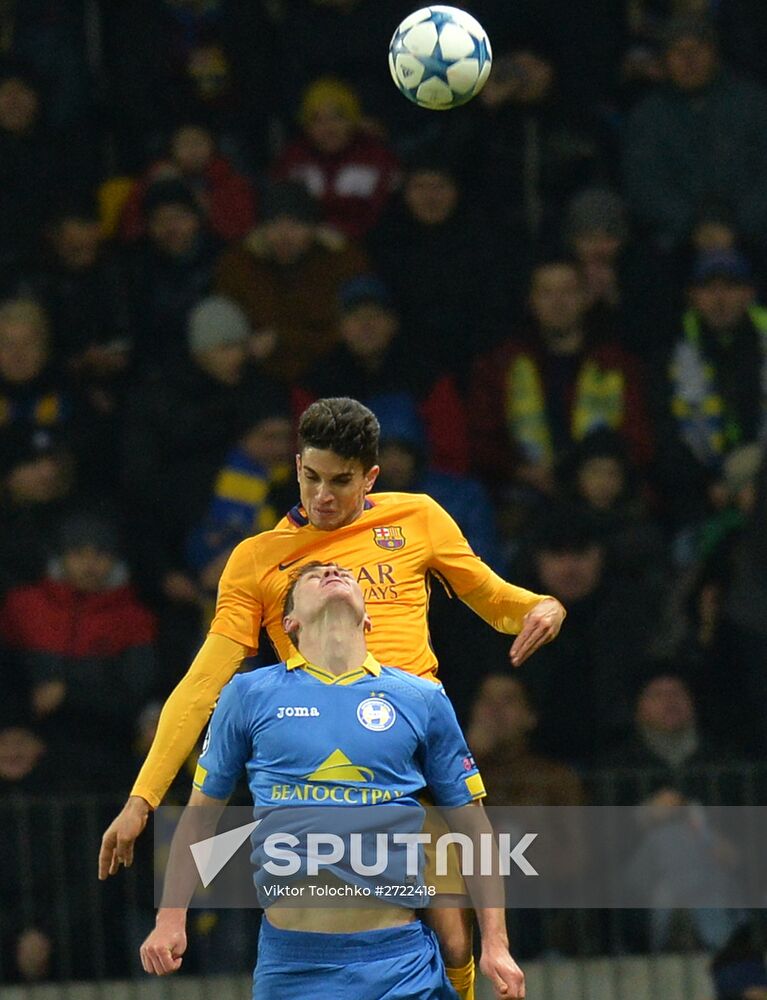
top-left (210, 491), bottom-right (548, 677)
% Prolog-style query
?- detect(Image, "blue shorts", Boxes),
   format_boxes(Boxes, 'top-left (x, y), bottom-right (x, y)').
top-left (253, 917), bottom-right (459, 1000)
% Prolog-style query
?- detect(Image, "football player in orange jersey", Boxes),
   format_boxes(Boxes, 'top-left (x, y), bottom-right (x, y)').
top-left (100, 397), bottom-right (564, 998)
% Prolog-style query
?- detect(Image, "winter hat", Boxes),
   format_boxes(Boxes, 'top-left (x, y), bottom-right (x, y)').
top-left (143, 178), bottom-right (200, 218)
top-left (261, 181), bottom-right (320, 225)
top-left (565, 188), bottom-right (628, 243)
top-left (187, 296), bottom-right (251, 354)
top-left (339, 274), bottom-right (394, 313)
top-left (300, 77), bottom-right (361, 125)
top-left (57, 511), bottom-right (120, 556)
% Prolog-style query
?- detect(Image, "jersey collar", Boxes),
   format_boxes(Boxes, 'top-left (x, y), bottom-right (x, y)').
top-left (286, 497), bottom-right (376, 528)
top-left (286, 650), bottom-right (381, 677)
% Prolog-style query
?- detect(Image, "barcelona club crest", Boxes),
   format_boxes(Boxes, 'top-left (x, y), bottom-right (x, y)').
top-left (373, 526), bottom-right (405, 550)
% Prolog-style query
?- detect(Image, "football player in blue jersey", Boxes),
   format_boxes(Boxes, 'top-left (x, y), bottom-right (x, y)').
top-left (140, 561), bottom-right (525, 999)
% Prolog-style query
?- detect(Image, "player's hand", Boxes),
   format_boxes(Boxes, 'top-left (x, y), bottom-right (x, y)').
top-left (140, 916), bottom-right (186, 976)
top-left (98, 796), bottom-right (150, 879)
top-left (509, 597), bottom-right (565, 667)
top-left (480, 944), bottom-right (525, 998)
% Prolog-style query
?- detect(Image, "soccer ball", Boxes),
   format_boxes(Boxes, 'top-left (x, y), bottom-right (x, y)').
top-left (388, 6), bottom-right (492, 110)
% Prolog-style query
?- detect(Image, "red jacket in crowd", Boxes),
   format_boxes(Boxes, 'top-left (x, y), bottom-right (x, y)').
top-left (1, 578), bottom-right (156, 658)
top-left (274, 132), bottom-right (401, 240)
top-left (120, 156), bottom-right (257, 243)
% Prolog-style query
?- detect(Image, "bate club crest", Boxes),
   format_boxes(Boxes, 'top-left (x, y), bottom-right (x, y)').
top-left (372, 526), bottom-right (405, 550)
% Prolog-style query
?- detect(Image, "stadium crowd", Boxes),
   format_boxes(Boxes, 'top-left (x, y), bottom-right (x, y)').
top-left (2, 0), bottom-right (767, 989)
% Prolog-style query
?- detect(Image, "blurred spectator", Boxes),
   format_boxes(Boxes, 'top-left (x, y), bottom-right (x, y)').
top-left (121, 295), bottom-right (285, 618)
top-left (375, 436), bottom-right (503, 573)
top-left (623, 15), bottom-right (767, 255)
top-left (564, 188), bottom-right (628, 329)
top-left (0, 64), bottom-right (55, 270)
top-left (124, 178), bottom-right (221, 377)
top-left (26, 202), bottom-right (131, 401)
top-left (119, 122), bottom-right (257, 242)
top-left (0, 297), bottom-right (112, 487)
top-left (467, 673), bottom-right (585, 805)
top-left (514, 509), bottom-right (658, 765)
top-left (604, 672), bottom-right (730, 791)
top-left (654, 249), bottom-right (767, 527)
top-left (711, 926), bottom-right (767, 1000)
top-left (466, 671), bottom-right (593, 957)
top-left (0, 713), bottom-right (123, 980)
top-left (216, 180), bottom-right (368, 382)
top-left (0, 428), bottom-right (79, 593)
top-left (457, 48), bottom-right (609, 264)
top-left (273, 0), bottom-right (409, 131)
top-left (0, 721), bottom-right (57, 982)
top-left (0, 3), bottom-right (93, 134)
top-left (716, 447), bottom-right (767, 754)
top-left (294, 274), bottom-right (470, 474)
top-left (654, 450), bottom-right (761, 752)
top-left (557, 429), bottom-right (667, 595)
top-left (469, 259), bottom-right (654, 499)
top-left (273, 77), bottom-right (400, 239)
top-left (0, 511), bottom-right (157, 791)
top-left (602, 671), bottom-right (745, 951)
top-left (102, 0), bottom-right (279, 172)
top-left (368, 154), bottom-right (505, 377)
top-left (186, 400), bottom-right (294, 611)
top-left (562, 186), bottom-right (666, 355)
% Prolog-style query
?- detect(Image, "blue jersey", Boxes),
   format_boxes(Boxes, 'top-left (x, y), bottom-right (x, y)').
top-left (194, 652), bottom-right (485, 902)
top-left (194, 652), bottom-right (485, 810)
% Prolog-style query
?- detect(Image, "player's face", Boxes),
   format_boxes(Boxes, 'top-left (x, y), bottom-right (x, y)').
top-left (297, 448), bottom-right (379, 530)
top-left (288, 563), bottom-right (368, 625)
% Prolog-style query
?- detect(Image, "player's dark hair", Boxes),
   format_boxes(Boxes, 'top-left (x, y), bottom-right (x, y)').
top-left (297, 397), bottom-right (380, 471)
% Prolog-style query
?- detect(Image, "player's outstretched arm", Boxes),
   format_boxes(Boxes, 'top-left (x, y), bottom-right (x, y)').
top-left (140, 788), bottom-right (228, 976)
top-left (99, 795), bottom-right (151, 879)
top-left (445, 802), bottom-right (525, 999)
top-left (424, 495), bottom-right (564, 665)
top-left (508, 596), bottom-right (565, 667)
top-left (98, 633), bottom-right (247, 879)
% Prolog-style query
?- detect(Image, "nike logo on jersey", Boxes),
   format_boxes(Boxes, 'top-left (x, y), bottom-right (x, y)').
top-left (278, 558), bottom-right (303, 571)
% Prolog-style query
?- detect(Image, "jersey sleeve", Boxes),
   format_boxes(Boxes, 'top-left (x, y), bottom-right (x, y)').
top-left (192, 676), bottom-right (251, 799)
top-left (424, 495), bottom-right (551, 634)
top-left (131, 633), bottom-right (247, 807)
top-left (208, 538), bottom-right (264, 652)
top-left (417, 683), bottom-right (486, 808)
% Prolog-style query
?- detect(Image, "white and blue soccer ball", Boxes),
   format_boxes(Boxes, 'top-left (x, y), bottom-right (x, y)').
top-left (389, 6), bottom-right (492, 110)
